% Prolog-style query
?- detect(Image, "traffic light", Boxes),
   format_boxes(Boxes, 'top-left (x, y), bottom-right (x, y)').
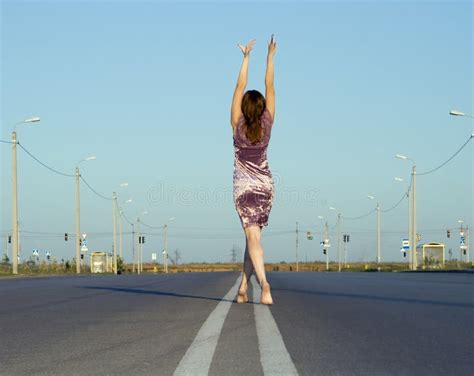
top-left (463, 249), bottom-right (467, 255)
top-left (323, 249), bottom-right (327, 255)
top-left (8, 235), bottom-right (11, 244)
top-left (403, 251), bottom-right (407, 258)
top-left (306, 231), bottom-right (313, 240)
top-left (142, 236), bottom-right (145, 244)
top-left (79, 239), bottom-right (82, 246)
top-left (139, 236), bottom-right (145, 244)
top-left (447, 230), bottom-right (451, 238)
top-left (80, 254), bottom-right (84, 259)
top-left (65, 233), bottom-right (68, 241)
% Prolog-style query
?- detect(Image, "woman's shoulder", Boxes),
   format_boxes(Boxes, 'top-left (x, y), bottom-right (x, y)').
top-left (262, 108), bottom-right (274, 126)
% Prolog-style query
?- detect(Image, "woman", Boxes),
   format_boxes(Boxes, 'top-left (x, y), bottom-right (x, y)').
top-left (231, 35), bottom-right (277, 305)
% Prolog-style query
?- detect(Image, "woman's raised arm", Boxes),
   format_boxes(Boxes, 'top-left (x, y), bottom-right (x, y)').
top-left (265, 35), bottom-right (277, 121)
top-left (231, 39), bottom-right (256, 129)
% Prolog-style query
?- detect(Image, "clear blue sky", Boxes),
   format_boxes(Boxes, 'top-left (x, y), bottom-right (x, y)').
top-left (1, 1), bottom-right (472, 264)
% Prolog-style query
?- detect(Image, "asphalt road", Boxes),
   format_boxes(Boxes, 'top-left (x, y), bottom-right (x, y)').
top-left (0, 272), bottom-right (473, 375)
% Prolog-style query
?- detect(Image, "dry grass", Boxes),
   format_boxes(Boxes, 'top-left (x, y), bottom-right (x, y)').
top-left (1, 260), bottom-right (473, 276)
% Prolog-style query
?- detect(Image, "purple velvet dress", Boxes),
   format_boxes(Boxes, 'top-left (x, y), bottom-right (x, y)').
top-left (233, 109), bottom-right (274, 228)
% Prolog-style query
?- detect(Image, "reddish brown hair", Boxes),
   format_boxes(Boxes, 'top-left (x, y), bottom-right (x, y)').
top-left (241, 90), bottom-right (266, 144)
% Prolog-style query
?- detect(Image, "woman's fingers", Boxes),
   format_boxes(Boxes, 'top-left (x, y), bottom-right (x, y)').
top-left (238, 39), bottom-right (256, 55)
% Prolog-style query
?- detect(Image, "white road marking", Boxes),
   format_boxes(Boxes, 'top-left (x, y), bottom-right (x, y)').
top-left (252, 277), bottom-right (299, 376)
top-left (173, 277), bottom-right (240, 376)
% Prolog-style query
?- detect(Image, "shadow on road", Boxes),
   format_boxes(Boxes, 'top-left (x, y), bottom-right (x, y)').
top-left (79, 286), bottom-right (252, 304)
top-left (272, 288), bottom-right (474, 309)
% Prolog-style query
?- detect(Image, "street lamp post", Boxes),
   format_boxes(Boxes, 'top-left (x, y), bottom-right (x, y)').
top-left (112, 192), bottom-right (118, 274)
top-left (396, 154), bottom-right (417, 270)
top-left (75, 156), bottom-right (96, 274)
top-left (163, 217), bottom-right (175, 274)
top-left (395, 177), bottom-right (411, 266)
top-left (118, 198), bottom-right (132, 261)
top-left (367, 195), bottom-right (381, 266)
top-left (11, 117), bottom-right (40, 274)
top-left (136, 218), bottom-right (141, 275)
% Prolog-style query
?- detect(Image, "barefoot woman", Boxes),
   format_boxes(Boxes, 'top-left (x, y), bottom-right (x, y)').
top-left (231, 35), bottom-right (277, 305)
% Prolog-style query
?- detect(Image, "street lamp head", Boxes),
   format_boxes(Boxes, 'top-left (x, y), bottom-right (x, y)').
top-left (119, 182), bottom-right (129, 187)
top-left (329, 206), bottom-right (336, 211)
top-left (125, 198), bottom-right (133, 203)
top-left (394, 177), bottom-right (404, 182)
top-left (367, 195), bottom-right (375, 200)
top-left (77, 155), bottom-right (96, 166)
top-left (395, 154), bottom-right (408, 160)
top-left (317, 215), bottom-right (324, 219)
top-left (449, 110), bottom-right (465, 117)
top-left (24, 117), bottom-right (41, 123)
top-left (458, 219), bottom-right (464, 223)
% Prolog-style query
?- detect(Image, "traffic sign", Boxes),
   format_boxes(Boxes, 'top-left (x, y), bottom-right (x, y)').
top-left (32, 249), bottom-right (39, 256)
top-left (402, 239), bottom-right (409, 247)
top-left (81, 245), bottom-right (88, 252)
top-left (82, 233), bottom-right (87, 239)
top-left (46, 251), bottom-right (51, 257)
top-left (151, 253), bottom-right (157, 261)
top-left (460, 245), bottom-right (467, 250)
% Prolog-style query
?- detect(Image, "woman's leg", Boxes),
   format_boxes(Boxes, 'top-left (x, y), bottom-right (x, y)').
top-left (244, 225), bottom-right (273, 305)
top-left (237, 242), bottom-right (253, 303)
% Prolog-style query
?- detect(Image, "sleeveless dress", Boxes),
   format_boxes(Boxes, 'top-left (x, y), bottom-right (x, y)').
top-left (233, 109), bottom-right (274, 228)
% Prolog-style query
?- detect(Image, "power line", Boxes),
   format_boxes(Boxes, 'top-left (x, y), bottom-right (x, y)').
top-left (80, 175), bottom-right (112, 201)
top-left (17, 142), bottom-right (75, 178)
top-left (139, 220), bottom-right (165, 230)
top-left (381, 192), bottom-right (408, 213)
top-left (0, 139), bottom-right (14, 144)
top-left (343, 209), bottom-right (376, 221)
top-left (418, 135), bottom-right (473, 176)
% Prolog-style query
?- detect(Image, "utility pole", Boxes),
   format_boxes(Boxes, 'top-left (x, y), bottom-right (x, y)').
top-left (112, 192), bottom-right (118, 274)
top-left (75, 167), bottom-right (81, 273)
top-left (164, 224), bottom-right (169, 274)
top-left (119, 209), bottom-right (123, 260)
top-left (337, 213), bottom-right (342, 272)
top-left (295, 221), bottom-right (299, 272)
top-left (173, 249), bottom-right (181, 265)
top-left (467, 226), bottom-right (470, 263)
top-left (11, 131), bottom-right (19, 274)
top-left (132, 223), bottom-right (135, 273)
top-left (136, 219), bottom-right (141, 275)
top-left (324, 222), bottom-right (329, 271)
top-left (411, 164), bottom-right (417, 270)
top-left (376, 203), bottom-right (381, 266)
top-left (230, 245), bottom-right (238, 263)
top-left (343, 235), bottom-right (349, 268)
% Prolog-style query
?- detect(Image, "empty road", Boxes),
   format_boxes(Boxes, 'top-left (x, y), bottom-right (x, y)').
top-left (1, 271), bottom-right (473, 375)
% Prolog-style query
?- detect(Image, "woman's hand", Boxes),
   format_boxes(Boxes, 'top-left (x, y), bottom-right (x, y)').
top-left (267, 34), bottom-right (276, 58)
top-left (238, 39), bottom-right (256, 57)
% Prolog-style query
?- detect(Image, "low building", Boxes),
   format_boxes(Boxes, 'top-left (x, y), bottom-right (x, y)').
top-left (416, 242), bottom-right (445, 269)
top-left (90, 252), bottom-right (112, 273)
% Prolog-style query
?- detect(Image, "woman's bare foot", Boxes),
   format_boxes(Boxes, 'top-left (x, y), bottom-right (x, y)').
top-left (236, 291), bottom-right (249, 303)
top-left (237, 283), bottom-right (249, 303)
top-left (261, 282), bottom-right (273, 305)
